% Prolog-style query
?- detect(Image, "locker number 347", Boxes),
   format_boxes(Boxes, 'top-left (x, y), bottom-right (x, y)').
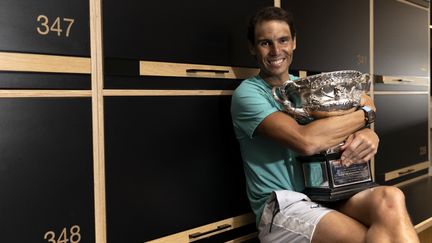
top-left (36, 15), bottom-right (75, 37)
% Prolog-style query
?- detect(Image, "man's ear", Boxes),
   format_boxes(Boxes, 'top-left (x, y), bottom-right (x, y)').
top-left (293, 37), bottom-right (297, 51)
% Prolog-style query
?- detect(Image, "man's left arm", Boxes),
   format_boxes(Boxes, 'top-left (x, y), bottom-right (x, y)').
top-left (340, 93), bottom-right (379, 166)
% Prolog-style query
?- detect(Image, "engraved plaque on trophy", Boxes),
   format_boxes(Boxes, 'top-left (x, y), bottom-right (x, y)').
top-left (272, 70), bottom-right (377, 202)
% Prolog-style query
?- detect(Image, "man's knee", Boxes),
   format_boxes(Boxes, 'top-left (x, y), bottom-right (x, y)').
top-left (371, 186), bottom-right (407, 219)
top-left (377, 186), bottom-right (405, 207)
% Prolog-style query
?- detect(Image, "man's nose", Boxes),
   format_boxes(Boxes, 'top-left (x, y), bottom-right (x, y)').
top-left (269, 43), bottom-right (281, 55)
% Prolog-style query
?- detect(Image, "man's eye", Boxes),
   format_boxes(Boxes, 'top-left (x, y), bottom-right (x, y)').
top-left (280, 38), bottom-right (289, 44)
top-left (260, 41), bottom-right (270, 46)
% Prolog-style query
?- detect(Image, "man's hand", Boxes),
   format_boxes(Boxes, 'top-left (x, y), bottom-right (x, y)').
top-left (339, 128), bottom-right (379, 167)
top-left (360, 93), bottom-right (376, 111)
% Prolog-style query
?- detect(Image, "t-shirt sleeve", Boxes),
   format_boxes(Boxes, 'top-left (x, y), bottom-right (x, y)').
top-left (231, 85), bottom-right (279, 139)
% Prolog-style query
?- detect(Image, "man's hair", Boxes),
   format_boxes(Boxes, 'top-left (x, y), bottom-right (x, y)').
top-left (247, 6), bottom-right (296, 44)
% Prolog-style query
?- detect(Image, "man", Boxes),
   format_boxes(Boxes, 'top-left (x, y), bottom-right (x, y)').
top-left (231, 6), bottom-right (419, 243)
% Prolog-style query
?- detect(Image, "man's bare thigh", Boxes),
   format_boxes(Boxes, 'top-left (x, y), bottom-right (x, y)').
top-left (312, 210), bottom-right (367, 243)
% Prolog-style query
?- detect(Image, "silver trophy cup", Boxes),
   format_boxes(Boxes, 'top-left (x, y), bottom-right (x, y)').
top-left (272, 70), bottom-right (377, 202)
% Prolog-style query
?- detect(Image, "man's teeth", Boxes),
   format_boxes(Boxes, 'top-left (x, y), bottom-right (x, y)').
top-left (270, 59), bottom-right (284, 65)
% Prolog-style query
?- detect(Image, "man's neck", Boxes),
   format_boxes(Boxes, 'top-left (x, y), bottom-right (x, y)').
top-left (259, 72), bottom-right (290, 87)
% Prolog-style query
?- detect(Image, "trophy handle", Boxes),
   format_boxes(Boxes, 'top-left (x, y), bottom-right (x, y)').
top-left (361, 73), bottom-right (370, 82)
top-left (360, 73), bottom-right (371, 91)
top-left (272, 85), bottom-right (310, 123)
top-left (272, 86), bottom-right (296, 111)
top-left (272, 86), bottom-right (288, 105)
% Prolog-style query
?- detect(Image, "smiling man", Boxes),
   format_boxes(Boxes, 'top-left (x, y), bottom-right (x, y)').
top-left (248, 17), bottom-right (295, 87)
top-left (231, 6), bottom-right (419, 243)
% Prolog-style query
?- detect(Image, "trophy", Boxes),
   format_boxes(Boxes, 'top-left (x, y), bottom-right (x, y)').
top-left (272, 70), bottom-right (377, 202)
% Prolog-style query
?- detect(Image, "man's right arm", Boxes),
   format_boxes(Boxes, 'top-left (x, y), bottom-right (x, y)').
top-left (256, 109), bottom-right (366, 156)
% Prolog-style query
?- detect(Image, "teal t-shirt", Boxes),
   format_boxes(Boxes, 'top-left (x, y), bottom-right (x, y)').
top-left (231, 75), bottom-right (307, 223)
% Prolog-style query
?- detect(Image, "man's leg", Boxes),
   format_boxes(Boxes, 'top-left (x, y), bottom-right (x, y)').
top-left (312, 186), bottom-right (419, 243)
top-left (338, 186), bottom-right (419, 243)
top-left (311, 210), bottom-right (368, 243)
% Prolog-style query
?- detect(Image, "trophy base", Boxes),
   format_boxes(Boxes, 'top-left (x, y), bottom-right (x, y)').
top-left (303, 181), bottom-right (378, 202)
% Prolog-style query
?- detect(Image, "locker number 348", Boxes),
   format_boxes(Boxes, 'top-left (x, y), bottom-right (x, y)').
top-left (44, 225), bottom-right (81, 243)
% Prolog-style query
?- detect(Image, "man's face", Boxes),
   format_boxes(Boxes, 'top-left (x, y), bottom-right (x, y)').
top-left (250, 20), bottom-right (296, 84)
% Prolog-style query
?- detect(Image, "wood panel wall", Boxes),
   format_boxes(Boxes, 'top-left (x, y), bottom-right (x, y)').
top-left (0, 0), bottom-right (272, 242)
top-left (0, 0), bottom-right (430, 242)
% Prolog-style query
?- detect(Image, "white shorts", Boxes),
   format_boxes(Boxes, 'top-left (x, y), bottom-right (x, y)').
top-left (258, 190), bottom-right (334, 243)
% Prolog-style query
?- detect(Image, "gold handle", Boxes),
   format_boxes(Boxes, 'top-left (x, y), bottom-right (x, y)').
top-left (188, 224), bottom-right (231, 239)
top-left (186, 68), bottom-right (229, 74)
top-left (398, 169), bottom-right (415, 175)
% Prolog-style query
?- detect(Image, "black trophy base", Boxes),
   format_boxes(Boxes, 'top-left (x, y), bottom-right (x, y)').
top-left (303, 181), bottom-right (378, 202)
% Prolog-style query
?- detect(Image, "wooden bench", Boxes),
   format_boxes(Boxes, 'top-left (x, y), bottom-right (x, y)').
top-left (147, 174), bottom-right (432, 243)
top-left (398, 175), bottom-right (432, 243)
